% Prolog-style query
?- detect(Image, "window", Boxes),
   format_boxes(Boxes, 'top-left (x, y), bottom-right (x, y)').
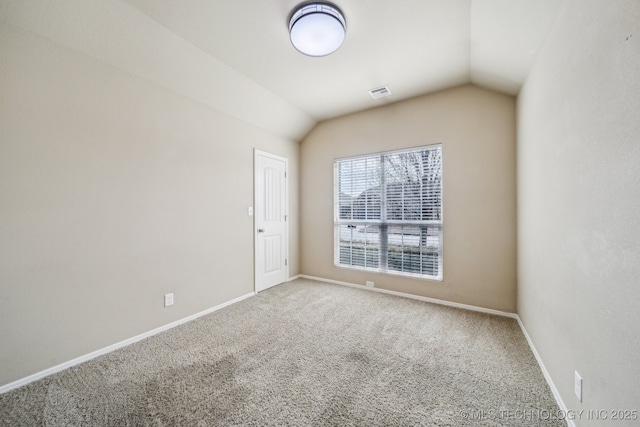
top-left (334, 145), bottom-right (443, 280)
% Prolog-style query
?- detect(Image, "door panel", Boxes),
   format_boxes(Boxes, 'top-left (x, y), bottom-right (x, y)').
top-left (264, 235), bottom-right (282, 273)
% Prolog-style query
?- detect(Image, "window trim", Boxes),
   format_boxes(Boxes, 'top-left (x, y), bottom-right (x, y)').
top-left (333, 144), bottom-right (443, 281)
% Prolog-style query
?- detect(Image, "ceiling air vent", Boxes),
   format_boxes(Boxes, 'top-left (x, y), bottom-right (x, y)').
top-left (369, 86), bottom-right (392, 99)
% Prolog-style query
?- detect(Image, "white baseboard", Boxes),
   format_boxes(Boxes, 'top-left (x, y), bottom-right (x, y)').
top-left (297, 274), bottom-right (570, 427)
top-left (516, 317), bottom-right (573, 427)
top-left (298, 274), bottom-right (518, 319)
top-left (0, 291), bottom-right (256, 394)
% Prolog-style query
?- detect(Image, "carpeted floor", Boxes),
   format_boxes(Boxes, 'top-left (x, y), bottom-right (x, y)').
top-left (0, 279), bottom-right (565, 426)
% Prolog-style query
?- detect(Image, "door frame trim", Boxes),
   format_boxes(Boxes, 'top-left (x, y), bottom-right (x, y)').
top-left (254, 149), bottom-right (289, 293)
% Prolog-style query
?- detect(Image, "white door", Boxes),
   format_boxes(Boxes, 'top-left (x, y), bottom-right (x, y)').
top-left (255, 150), bottom-right (288, 292)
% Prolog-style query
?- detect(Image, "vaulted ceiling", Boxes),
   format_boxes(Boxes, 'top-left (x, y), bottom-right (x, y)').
top-left (2, 0), bottom-right (564, 140)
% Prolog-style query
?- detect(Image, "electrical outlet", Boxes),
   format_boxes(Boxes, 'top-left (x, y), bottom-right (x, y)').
top-left (366, 281), bottom-right (374, 288)
top-left (574, 371), bottom-right (582, 402)
top-left (164, 293), bottom-right (174, 307)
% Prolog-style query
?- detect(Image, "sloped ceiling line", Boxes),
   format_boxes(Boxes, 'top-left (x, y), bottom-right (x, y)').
top-left (2, 0), bottom-right (316, 141)
top-left (3, 0), bottom-right (564, 141)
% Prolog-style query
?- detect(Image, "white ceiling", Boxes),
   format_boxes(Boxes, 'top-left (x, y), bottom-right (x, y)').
top-left (2, 0), bottom-right (564, 140)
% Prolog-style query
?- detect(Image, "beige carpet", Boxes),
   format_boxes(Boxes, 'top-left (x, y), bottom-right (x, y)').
top-left (0, 279), bottom-right (565, 426)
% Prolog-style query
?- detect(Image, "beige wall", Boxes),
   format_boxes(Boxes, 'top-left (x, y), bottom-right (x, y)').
top-left (517, 0), bottom-right (640, 423)
top-left (300, 85), bottom-right (517, 312)
top-left (0, 25), bottom-right (299, 387)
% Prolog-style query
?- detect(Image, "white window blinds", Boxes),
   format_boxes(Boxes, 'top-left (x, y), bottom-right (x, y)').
top-left (334, 145), bottom-right (443, 280)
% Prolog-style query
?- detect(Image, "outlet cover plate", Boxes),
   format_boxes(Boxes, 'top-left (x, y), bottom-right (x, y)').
top-left (574, 371), bottom-right (582, 402)
top-left (164, 293), bottom-right (174, 307)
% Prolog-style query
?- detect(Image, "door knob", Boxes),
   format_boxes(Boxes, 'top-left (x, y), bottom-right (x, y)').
top-left (257, 228), bottom-right (265, 233)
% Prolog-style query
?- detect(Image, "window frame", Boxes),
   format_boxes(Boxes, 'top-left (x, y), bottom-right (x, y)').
top-left (333, 144), bottom-right (443, 281)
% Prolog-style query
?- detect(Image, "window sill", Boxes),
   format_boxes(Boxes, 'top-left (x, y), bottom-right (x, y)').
top-left (333, 263), bottom-right (443, 282)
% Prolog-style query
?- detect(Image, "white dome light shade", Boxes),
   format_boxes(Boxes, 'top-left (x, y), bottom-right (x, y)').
top-left (289, 3), bottom-right (346, 57)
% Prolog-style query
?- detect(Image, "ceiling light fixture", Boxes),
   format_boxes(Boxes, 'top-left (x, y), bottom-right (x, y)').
top-left (288, 2), bottom-right (346, 57)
